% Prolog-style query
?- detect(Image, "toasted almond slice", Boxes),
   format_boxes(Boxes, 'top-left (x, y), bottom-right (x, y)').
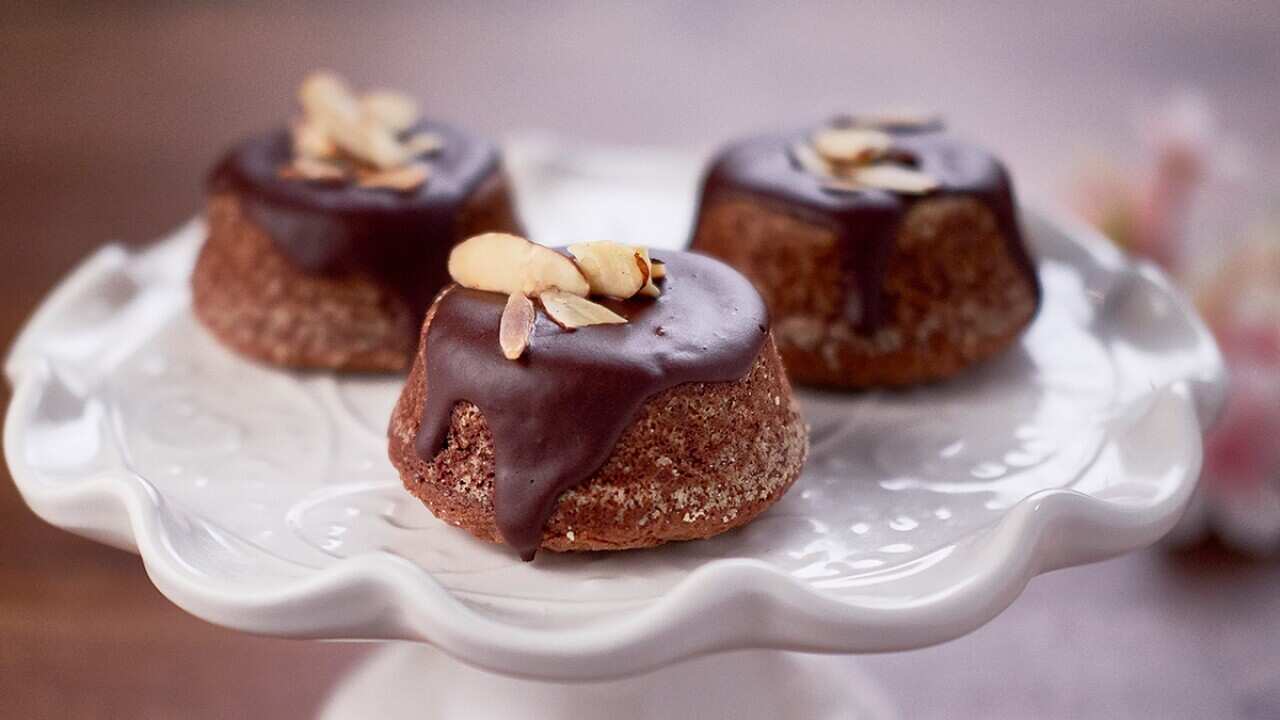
top-left (635, 252), bottom-right (651, 284)
top-left (499, 292), bottom-right (536, 360)
top-left (568, 241), bottom-right (650, 299)
top-left (291, 118), bottom-right (337, 159)
top-left (649, 259), bottom-right (666, 279)
top-left (448, 233), bottom-right (591, 297)
top-left (449, 233), bottom-right (530, 293)
top-left (811, 127), bottom-right (892, 165)
top-left (850, 165), bottom-right (940, 194)
top-left (357, 163), bottom-right (430, 192)
top-left (539, 289), bottom-right (627, 329)
top-left (279, 157), bottom-right (347, 183)
top-left (360, 90), bottom-right (419, 131)
top-left (523, 245), bottom-right (592, 296)
top-left (355, 117), bottom-right (414, 169)
top-left (791, 142), bottom-right (833, 177)
top-left (635, 247), bottom-right (661, 298)
top-left (299, 72), bottom-right (361, 124)
top-left (404, 131), bottom-right (445, 156)
top-left (300, 72), bottom-right (410, 170)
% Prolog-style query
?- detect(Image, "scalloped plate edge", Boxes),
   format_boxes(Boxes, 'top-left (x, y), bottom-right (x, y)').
top-left (4, 209), bottom-right (1224, 681)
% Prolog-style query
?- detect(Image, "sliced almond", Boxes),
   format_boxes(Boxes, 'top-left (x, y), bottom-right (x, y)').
top-left (635, 247), bottom-right (661, 298)
top-left (448, 233), bottom-right (532, 294)
top-left (448, 233), bottom-right (591, 297)
top-left (357, 163), bottom-right (430, 192)
top-left (538, 289), bottom-right (627, 329)
top-left (355, 117), bottom-right (414, 169)
top-left (567, 241), bottom-right (650, 299)
top-left (850, 165), bottom-right (939, 194)
top-left (299, 72), bottom-right (361, 125)
top-left (404, 131), bottom-right (445, 157)
top-left (360, 90), bottom-right (419, 132)
top-left (291, 118), bottom-right (336, 160)
top-left (299, 72), bottom-right (410, 170)
top-left (279, 156), bottom-right (347, 183)
top-left (650, 259), bottom-right (666, 279)
top-left (635, 253), bottom-right (652, 284)
top-left (811, 127), bottom-right (892, 165)
top-left (791, 141), bottom-right (833, 178)
top-left (499, 292), bottom-right (536, 360)
top-left (523, 245), bottom-right (592, 296)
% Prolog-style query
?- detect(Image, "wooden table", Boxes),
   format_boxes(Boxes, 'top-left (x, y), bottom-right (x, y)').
top-left (3, 3), bottom-right (1278, 718)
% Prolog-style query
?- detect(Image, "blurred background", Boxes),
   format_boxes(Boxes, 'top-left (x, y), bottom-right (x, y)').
top-left (2, 2), bottom-right (1277, 718)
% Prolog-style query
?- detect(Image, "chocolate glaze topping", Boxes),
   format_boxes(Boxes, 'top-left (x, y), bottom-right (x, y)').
top-left (413, 251), bottom-right (768, 559)
top-left (697, 123), bottom-right (1040, 331)
top-left (208, 121), bottom-right (501, 324)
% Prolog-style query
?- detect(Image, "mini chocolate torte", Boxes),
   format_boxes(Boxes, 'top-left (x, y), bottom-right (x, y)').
top-left (388, 234), bottom-right (807, 559)
top-left (193, 72), bottom-right (521, 371)
top-left (690, 115), bottom-right (1041, 388)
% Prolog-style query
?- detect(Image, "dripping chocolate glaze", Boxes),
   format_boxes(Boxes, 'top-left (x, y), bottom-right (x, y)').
top-left (413, 252), bottom-right (768, 560)
top-left (207, 121), bottom-right (501, 324)
top-left (696, 123), bottom-right (1041, 332)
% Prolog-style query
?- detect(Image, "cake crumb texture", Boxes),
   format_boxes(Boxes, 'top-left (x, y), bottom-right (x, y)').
top-left (388, 334), bottom-right (808, 552)
top-left (692, 193), bottom-right (1038, 388)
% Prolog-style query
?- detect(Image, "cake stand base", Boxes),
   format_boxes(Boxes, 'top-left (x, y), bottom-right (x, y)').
top-left (319, 643), bottom-right (896, 720)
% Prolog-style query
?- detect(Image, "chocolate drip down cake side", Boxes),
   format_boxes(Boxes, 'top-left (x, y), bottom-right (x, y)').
top-left (388, 234), bottom-right (808, 560)
top-left (690, 115), bottom-right (1041, 389)
top-left (194, 72), bottom-right (522, 371)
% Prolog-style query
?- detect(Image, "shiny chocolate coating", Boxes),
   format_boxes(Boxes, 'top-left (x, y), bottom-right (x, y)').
top-left (208, 121), bottom-right (501, 324)
top-left (414, 251), bottom-right (768, 559)
top-left (695, 124), bottom-right (1039, 331)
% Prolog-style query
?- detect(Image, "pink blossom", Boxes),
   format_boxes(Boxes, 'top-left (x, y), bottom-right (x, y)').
top-left (1198, 239), bottom-right (1280, 492)
top-left (1203, 360), bottom-right (1280, 492)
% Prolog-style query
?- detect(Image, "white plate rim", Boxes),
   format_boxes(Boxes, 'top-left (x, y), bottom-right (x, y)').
top-left (3, 205), bottom-right (1225, 681)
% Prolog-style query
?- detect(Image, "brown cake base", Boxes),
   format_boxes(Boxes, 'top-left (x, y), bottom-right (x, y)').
top-left (387, 332), bottom-right (807, 553)
top-left (192, 174), bottom-right (520, 372)
top-left (692, 194), bottom-right (1039, 388)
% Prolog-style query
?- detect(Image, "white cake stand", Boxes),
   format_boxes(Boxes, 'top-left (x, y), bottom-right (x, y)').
top-left (4, 141), bottom-right (1225, 719)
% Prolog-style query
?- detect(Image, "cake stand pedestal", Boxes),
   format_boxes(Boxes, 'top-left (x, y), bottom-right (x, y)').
top-left (4, 143), bottom-right (1224, 718)
top-left (321, 646), bottom-right (893, 720)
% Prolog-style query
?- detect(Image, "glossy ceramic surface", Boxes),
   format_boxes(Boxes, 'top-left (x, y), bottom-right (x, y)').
top-left (4, 142), bottom-right (1224, 681)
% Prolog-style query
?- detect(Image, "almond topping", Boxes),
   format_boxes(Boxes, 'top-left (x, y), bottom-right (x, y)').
top-left (359, 90), bottom-right (419, 132)
top-left (568, 241), bottom-right (650, 299)
top-left (849, 165), bottom-right (939, 194)
top-left (404, 131), bottom-right (445, 157)
top-left (299, 72), bottom-right (361, 125)
top-left (298, 71), bottom-right (410, 170)
top-left (636, 247), bottom-right (661, 297)
top-left (354, 118), bottom-right (414, 170)
top-left (811, 127), bottom-right (893, 165)
top-left (791, 141), bottom-right (834, 177)
top-left (356, 163), bottom-right (430, 192)
top-left (448, 233), bottom-right (591, 297)
top-left (499, 292), bottom-right (536, 360)
top-left (291, 119), bottom-right (337, 160)
top-left (538, 289), bottom-right (627, 329)
top-left (287, 72), bottom-right (444, 189)
top-left (279, 157), bottom-right (347, 183)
